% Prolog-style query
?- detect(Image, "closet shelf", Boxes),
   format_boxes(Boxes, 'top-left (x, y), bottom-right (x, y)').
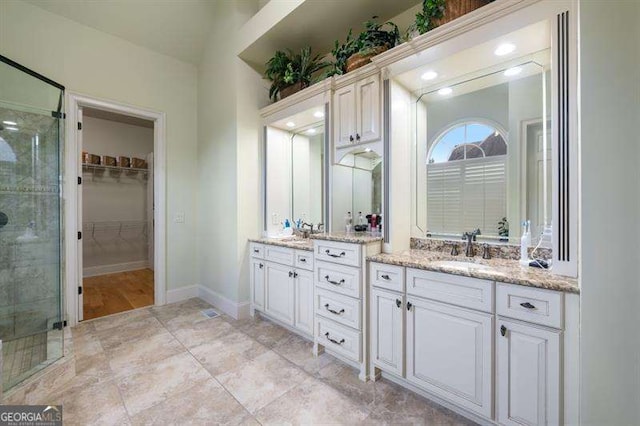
top-left (82, 163), bottom-right (148, 176)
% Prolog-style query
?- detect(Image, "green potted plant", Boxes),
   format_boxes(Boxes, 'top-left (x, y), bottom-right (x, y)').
top-left (265, 47), bottom-right (330, 102)
top-left (407, 0), bottom-right (494, 39)
top-left (327, 17), bottom-right (400, 76)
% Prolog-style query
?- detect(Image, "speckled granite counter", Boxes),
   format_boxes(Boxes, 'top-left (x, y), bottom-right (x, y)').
top-left (310, 232), bottom-right (384, 245)
top-left (368, 250), bottom-right (579, 294)
top-left (249, 237), bottom-right (313, 251)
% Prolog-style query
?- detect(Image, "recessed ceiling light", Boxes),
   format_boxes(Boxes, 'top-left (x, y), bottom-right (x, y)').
top-left (494, 43), bottom-right (516, 56)
top-left (307, 128), bottom-right (316, 134)
top-left (2, 121), bottom-right (17, 126)
top-left (421, 70), bottom-right (438, 81)
top-left (313, 111), bottom-right (324, 118)
top-left (438, 87), bottom-right (453, 96)
top-left (286, 122), bottom-right (295, 128)
top-left (5, 126), bottom-right (18, 131)
top-left (504, 66), bottom-right (522, 77)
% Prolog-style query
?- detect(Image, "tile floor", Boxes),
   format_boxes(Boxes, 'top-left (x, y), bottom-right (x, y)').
top-left (24, 298), bottom-right (477, 425)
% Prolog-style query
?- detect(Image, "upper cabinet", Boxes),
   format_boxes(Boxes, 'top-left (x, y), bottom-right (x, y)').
top-left (334, 73), bottom-right (382, 149)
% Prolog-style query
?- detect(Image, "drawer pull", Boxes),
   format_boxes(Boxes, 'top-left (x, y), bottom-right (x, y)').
top-left (520, 302), bottom-right (536, 309)
top-left (324, 332), bottom-right (345, 345)
top-left (325, 250), bottom-right (346, 258)
top-left (253, 249), bottom-right (260, 253)
top-left (381, 274), bottom-right (391, 280)
top-left (324, 304), bottom-right (345, 315)
top-left (396, 299), bottom-right (401, 308)
top-left (299, 258), bottom-right (307, 262)
top-left (324, 275), bottom-right (345, 286)
top-left (500, 325), bottom-right (507, 336)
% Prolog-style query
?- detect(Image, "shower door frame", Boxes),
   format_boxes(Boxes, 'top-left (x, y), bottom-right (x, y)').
top-left (65, 92), bottom-right (167, 326)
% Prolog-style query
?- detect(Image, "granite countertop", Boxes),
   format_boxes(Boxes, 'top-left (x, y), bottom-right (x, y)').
top-left (249, 237), bottom-right (313, 251)
top-left (309, 232), bottom-right (384, 245)
top-left (367, 249), bottom-right (579, 294)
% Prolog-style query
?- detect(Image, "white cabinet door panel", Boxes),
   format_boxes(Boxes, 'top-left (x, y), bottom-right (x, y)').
top-left (294, 269), bottom-right (314, 336)
top-left (265, 262), bottom-right (294, 325)
top-left (334, 84), bottom-right (357, 147)
top-left (356, 75), bottom-right (381, 143)
top-left (250, 258), bottom-right (265, 311)
top-left (371, 287), bottom-right (404, 376)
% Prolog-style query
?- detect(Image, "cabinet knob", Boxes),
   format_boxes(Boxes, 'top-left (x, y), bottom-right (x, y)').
top-left (293, 272), bottom-right (298, 278)
top-left (520, 302), bottom-right (536, 309)
top-left (407, 301), bottom-right (413, 311)
top-left (356, 133), bottom-right (361, 141)
top-left (288, 271), bottom-right (293, 278)
top-left (259, 263), bottom-right (263, 269)
top-left (396, 299), bottom-right (401, 308)
top-left (349, 135), bottom-right (354, 142)
top-left (500, 325), bottom-right (507, 336)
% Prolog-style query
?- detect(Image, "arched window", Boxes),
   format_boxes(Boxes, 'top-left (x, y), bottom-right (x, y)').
top-left (427, 121), bottom-right (508, 237)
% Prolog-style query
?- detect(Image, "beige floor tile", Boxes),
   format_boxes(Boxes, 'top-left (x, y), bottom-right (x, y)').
top-left (116, 351), bottom-right (212, 416)
top-left (170, 317), bottom-right (235, 349)
top-left (130, 377), bottom-right (249, 426)
top-left (150, 298), bottom-right (212, 324)
top-left (105, 330), bottom-right (185, 377)
top-left (71, 332), bottom-right (104, 358)
top-left (317, 361), bottom-right (382, 406)
top-left (44, 375), bottom-right (130, 426)
top-left (74, 351), bottom-right (112, 380)
top-left (96, 315), bottom-right (166, 351)
top-left (189, 329), bottom-right (269, 376)
top-left (239, 316), bottom-right (292, 348)
top-left (255, 376), bottom-right (370, 425)
top-left (90, 308), bottom-right (154, 332)
top-left (273, 334), bottom-right (335, 376)
top-left (216, 350), bottom-right (308, 414)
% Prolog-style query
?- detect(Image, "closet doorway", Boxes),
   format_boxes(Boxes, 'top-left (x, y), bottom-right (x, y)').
top-left (80, 108), bottom-right (155, 320)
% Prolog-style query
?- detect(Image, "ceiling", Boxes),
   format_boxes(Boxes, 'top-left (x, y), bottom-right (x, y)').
top-left (24, 0), bottom-right (219, 64)
top-left (269, 105), bottom-right (325, 132)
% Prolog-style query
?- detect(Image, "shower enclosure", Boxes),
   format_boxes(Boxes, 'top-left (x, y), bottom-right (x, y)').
top-left (0, 55), bottom-right (64, 391)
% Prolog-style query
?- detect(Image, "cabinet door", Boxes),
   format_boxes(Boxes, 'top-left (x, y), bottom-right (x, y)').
top-left (355, 75), bottom-right (381, 143)
top-left (407, 297), bottom-right (493, 418)
top-left (334, 83), bottom-right (357, 147)
top-left (264, 262), bottom-right (295, 325)
top-left (294, 269), bottom-right (314, 335)
top-left (250, 258), bottom-right (265, 311)
top-left (371, 287), bottom-right (404, 376)
top-left (497, 319), bottom-right (561, 426)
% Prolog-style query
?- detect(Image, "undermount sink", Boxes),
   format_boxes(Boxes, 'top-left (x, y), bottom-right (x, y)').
top-left (431, 260), bottom-right (494, 271)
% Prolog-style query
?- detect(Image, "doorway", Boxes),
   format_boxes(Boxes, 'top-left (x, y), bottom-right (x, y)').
top-left (66, 93), bottom-right (166, 325)
top-left (80, 108), bottom-right (154, 320)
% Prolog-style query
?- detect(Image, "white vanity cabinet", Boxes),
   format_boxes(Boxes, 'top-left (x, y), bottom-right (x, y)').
top-left (313, 238), bottom-right (381, 380)
top-left (333, 73), bottom-right (381, 148)
top-left (249, 242), bottom-right (314, 337)
top-left (370, 263), bottom-right (572, 425)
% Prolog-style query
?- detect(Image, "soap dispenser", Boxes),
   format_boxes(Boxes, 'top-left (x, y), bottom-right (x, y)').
top-left (345, 212), bottom-right (353, 233)
top-left (519, 220), bottom-right (531, 266)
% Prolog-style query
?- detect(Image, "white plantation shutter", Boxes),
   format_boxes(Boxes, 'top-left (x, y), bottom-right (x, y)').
top-left (427, 156), bottom-right (506, 236)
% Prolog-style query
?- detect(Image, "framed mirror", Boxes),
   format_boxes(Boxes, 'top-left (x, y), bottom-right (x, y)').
top-left (331, 148), bottom-right (383, 233)
top-left (264, 105), bottom-right (327, 236)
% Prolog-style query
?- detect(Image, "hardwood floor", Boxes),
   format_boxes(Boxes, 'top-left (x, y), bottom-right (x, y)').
top-left (83, 269), bottom-right (154, 320)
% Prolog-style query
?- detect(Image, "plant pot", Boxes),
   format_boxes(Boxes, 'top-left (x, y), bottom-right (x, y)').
top-left (432, 0), bottom-right (493, 28)
top-left (346, 46), bottom-right (389, 73)
top-left (279, 82), bottom-right (305, 99)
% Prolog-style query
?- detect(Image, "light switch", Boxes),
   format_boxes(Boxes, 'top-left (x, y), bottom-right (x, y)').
top-left (174, 212), bottom-right (185, 223)
top-left (271, 213), bottom-right (279, 225)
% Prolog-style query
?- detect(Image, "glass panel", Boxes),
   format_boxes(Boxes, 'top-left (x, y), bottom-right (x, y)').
top-left (0, 58), bottom-right (64, 391)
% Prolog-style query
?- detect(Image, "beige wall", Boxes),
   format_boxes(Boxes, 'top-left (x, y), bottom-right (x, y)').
top-left (0, 1), bottom-right (199, 293)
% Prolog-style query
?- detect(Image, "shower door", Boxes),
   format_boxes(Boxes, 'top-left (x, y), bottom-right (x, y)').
top-left (0, 56), bottom-right (64, 391)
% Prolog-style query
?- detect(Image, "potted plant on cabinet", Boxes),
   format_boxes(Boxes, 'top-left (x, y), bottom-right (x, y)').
top-left (265, 47), bottom-right (330, 102)
top-left (406, 0), bottom-right (494, 39)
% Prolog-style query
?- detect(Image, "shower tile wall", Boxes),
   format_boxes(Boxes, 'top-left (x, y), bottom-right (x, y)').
top-left (0, 107), bottom-right (61, 342)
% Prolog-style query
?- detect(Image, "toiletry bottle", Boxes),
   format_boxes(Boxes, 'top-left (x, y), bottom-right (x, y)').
top-left (345, 212), bottom-right (352, 233)
top-left (358, 212), bottom-right (364, 226)
top-left (519, 221), bottom-right (530, 266)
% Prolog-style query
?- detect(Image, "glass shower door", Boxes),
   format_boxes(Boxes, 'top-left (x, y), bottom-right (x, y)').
top-left (0, 56), bottom-right (64, 391)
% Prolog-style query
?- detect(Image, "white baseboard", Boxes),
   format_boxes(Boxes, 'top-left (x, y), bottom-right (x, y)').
top-left (198, 285), bottom-right (250, 320)
top-left (83, 261), bottom-right (149, 277)
top-left (166, 285), bottom-right (199, 304)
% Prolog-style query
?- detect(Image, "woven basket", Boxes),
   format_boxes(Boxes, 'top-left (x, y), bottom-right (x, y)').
top-left (432, 0), bottom-right (492, 27)
top-left (346, 46), bottom-right (389, 73)
top-left (279, 82), bottom-right (305, 100)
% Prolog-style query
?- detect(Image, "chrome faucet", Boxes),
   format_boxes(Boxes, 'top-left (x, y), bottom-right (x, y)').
top-left (462, 228), bottom-right (481, 257)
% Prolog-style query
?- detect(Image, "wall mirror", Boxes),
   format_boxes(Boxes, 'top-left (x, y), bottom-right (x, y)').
top-left (264, 105), bottom-right (326, 236)
top-left (397, 21), bottom-right (552, 245)
top-left (332, 149), bottom-right (383, 233)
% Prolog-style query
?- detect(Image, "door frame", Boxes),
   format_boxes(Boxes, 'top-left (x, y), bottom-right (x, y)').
top-left (65, 92), bottom-right (167, 326)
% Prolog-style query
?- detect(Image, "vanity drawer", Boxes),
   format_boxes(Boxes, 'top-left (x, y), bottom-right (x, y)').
top-left (314, 240), bottom-right (361, 267)
top-left (317, 316), bottom-right (362, 362)
top-left (264, 245), bottom-right (295, 266)
top-left (370, 262), bottom-right (405, 292)
top-left (295, 250), bottom-right (314, 271)
top-left (250, 243), bottom-right (264, 259)
top-left (315, 261), bottom-right (361, 299)
top-left (406, 268), bottom-right (494, 313)
top-left (497, 283), bottom-right (563, 329)
top-left (316, 288), bottom-right (361, 329)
